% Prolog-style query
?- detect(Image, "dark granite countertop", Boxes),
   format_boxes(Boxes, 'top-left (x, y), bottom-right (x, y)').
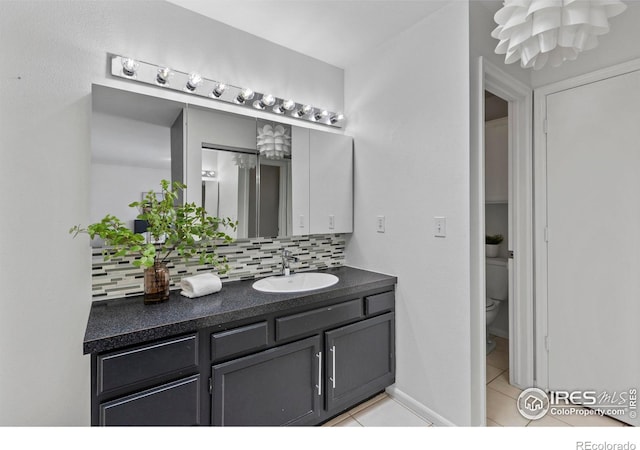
top-left (83, 266), bottom-right (397, 355)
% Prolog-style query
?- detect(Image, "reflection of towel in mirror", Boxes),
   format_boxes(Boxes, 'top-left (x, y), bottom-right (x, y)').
top-left (180, 273), bottom-right (222, 298)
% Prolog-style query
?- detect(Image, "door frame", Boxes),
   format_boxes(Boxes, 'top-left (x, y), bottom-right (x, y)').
top-left (533, 57), bottom-right (640, 391)
top-left (471, 57), bottom-right (534, 425)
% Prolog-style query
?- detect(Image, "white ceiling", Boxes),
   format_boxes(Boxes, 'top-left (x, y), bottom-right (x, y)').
top-left (166, 0), bottom-right (450, 68)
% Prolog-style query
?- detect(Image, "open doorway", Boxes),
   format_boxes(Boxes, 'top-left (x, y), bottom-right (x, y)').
top-left (483, 60), bottom-right (534, 393)
top-left (484, 90), bottom-right (511, 398)
top-left (470, 57), bottom-right (534, 426)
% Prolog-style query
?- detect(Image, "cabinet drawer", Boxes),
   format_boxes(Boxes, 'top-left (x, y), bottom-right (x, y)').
top-left (276, 299), bottom-right (362, 341)
top-left (365, 291), bottom-right (395, 315)
top-left (97, 334), bottom-right (198, 395)
top-left (99, 375), bottom-right (201, 426)
top-left (211, 321), bottom-right (268, 361)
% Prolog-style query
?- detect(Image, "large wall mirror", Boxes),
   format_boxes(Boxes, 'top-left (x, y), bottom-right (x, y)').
top-left (90, 85), bottom-right (186, 245)
top-left (188, 107), bottom-right (296, 239)
top-left (91, 84), bottom-right (352, 245)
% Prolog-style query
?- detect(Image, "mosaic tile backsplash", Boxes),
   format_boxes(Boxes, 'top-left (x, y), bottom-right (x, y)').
top-left (91, 234), bottom-right (346, 300)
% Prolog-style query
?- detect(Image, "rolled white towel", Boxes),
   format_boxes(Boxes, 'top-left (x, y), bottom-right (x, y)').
top-left (180, 273), bottom-right (222, 298)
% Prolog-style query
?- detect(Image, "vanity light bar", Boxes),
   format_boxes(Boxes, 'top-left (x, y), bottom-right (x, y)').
top-left (110, 54), bottom-right (345, 128)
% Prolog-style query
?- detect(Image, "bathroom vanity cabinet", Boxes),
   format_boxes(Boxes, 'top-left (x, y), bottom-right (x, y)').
top-left (84, 266), bottom-right (396, 426)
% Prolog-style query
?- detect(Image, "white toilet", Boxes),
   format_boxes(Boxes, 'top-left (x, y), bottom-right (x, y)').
top-left (486, 257), bottom-right (508, 354)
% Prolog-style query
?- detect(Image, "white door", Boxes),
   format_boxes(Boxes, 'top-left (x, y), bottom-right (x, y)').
top-left (546, 69), bottom-right (640, 426)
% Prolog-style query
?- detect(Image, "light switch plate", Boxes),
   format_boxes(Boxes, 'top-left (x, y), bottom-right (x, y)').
top-left (434, 217), bottom-right (446, 237)
top-left (376, 216), bottom-right (385, 233)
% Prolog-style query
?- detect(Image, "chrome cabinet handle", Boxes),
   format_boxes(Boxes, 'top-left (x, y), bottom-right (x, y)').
top-left (329, 345), bottom-right (336, 389)
top-left (316, 352), bottom-right (322, 396)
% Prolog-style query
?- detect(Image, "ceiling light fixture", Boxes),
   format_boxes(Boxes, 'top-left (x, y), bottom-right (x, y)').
top-left (109, 54), bottom-right (345, 128)
top-left (492, 0), bottom-right (627, 70)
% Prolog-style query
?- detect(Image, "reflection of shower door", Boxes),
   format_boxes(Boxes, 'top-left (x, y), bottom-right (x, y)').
top-left (202, 180), bottom-right (219, 217)
top-left (545, 68), bottom-right (640, 426)
top-left (258, 160), bottom-right (292, 237)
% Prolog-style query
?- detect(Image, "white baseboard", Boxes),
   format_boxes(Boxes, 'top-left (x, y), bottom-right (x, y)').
top-left (385, 385), bottom-right (457, 427)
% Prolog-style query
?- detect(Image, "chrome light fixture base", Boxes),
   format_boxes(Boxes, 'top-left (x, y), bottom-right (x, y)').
top-left (110, 54), bottom-right (345, 128)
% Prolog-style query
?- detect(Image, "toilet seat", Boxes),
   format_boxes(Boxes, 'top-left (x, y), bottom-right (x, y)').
top-left (486, 298), bottom-right (499, 310)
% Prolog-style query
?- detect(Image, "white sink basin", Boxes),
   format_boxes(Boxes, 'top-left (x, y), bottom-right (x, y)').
top-left (252, 272), bottom-right (339, 293)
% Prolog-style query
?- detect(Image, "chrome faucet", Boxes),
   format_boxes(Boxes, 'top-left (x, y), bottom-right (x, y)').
top-left (281, 249), bottom-right (297, 276)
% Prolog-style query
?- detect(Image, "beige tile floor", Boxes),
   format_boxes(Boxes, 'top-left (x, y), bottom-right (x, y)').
top-left (322, 392), bottom-right (432, 427)
top-left (326, 335), bottom-right (630, 427)
top-left (486, 335), bottom-right (628, 427)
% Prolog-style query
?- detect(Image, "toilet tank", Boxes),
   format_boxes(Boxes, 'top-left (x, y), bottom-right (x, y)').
top-left (486, 258), bottom-right (508, 301)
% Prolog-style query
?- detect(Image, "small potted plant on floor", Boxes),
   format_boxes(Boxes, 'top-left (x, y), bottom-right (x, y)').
top-left (485, 234), bottom-right (504, 258)
top-left (70, 180), bottom-right (237, 304)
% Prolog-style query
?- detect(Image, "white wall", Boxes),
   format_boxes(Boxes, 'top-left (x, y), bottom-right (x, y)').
top-left (0, 0), bottom-right (343, 426)
top-left (531, 1), bottom-right (640, 87)
top-left (469, 1), bottom-right (531, 87)
top-left (344, 2), bottom-right (473, 425)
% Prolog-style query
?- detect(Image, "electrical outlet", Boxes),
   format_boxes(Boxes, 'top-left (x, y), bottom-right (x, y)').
top-left (376, 216), bottom-right (385, 233)
top-left (328, 215), bottom-right (335, 230)
top-left (434, 217), bottom-right (446, 237)
top-left (298, 215), bottom-right (305, 228)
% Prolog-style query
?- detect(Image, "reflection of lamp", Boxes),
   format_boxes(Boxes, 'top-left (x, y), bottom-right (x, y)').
top-left (257, 123), bottom-right (291, 160)
top-left (492, 0), bottom-right (627, 70)
top-left (233, 153), bottom-right (257, 169)
top-left (202, 170), bottom-right (216, 180)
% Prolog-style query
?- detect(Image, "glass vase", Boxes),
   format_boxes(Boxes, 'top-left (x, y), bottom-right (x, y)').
top-left (144, 262), bottom-right (170, 304)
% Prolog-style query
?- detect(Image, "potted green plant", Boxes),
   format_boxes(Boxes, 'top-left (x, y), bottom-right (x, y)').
top-left (485, 234), bottom-right (504, 258)
top-left (70, 180), bottom-right (237, 304)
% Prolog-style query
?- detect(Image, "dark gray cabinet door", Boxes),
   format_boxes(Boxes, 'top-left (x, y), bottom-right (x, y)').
top-left (325, 313), bottom-right (395, 413)
top-left (99, 375), bottom-right (201, 426)
top-left (212, 335), bottom-right (321, 426)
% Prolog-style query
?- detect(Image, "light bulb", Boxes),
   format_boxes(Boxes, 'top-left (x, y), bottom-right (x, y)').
top-left (294, 104), bottom-right (312, 118)
top-left (156, 67), bottom-right (171, 85)
top-left (121, 58), bottom-right (138, 77)
top-left (186, 73), bottom-right (202, 91)
top-left (273, 99), bottom-right (296, 114)
top-left (314, 109), bottom-right (329, 121)
top-left (330, 113), bottom-right (345, 124)
top-left (236, 88), bottom-right (254, 104)
top-left (211, 82), bottom-right (226, 98)
top-left (253, 94), bottom-right (276, 110)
